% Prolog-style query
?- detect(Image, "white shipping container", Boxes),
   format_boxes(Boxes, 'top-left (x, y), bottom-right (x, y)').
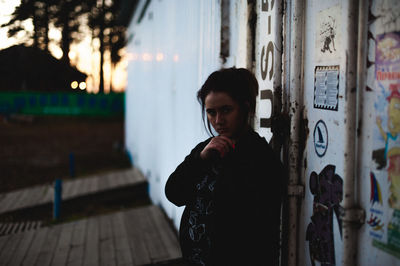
top-left (124, 0), bottom-right (400, 264)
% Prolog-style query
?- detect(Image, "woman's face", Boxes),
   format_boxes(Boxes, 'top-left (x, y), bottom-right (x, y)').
top-left (205, 91), bottom-right (246, 140)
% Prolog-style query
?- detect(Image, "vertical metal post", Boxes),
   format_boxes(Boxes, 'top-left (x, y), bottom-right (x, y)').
top-left (285, 0), bottom-right (305, 265)
top-left (54, 179), bottom-right (62, 220)
top-left (341, 0), bottom-right (367, 265)
top-left (69, 152), bottom-right (75, 178)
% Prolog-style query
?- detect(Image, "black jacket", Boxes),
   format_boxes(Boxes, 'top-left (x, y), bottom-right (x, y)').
top-left (165, 129), bottom-right (284, 265)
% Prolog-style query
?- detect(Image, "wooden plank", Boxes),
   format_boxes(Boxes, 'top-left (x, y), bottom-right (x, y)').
top-left (0, 167), bottom-right (148, 216)
top-left (107, 172), bottom-right (120, 189)
top-left (24, 221), bottom-right (32, 231)
top-left (23, 186), bottom-right (47, 209)
top-left (22, 227), bottom-right (49, 266)
top-left (128, 169), bottom-right (139, 184)
top-left (133, 168), bottom-right (146, 183)
top-left (66, 218), bottom-right (87, 266)
top-left (3, 223), bottom-right (14, 235)
top-left (0, 232), bottom-right (25, 265)
top-left (112, 212), bottom-right (133, 266)
top-left (0, 234), bottom-right (11, 251)
top-left (27, 221), bottom-right (38, 231)
top-left (97, 173), bottom-right (109, 192)
top-left (0, 190), bottom-right (21, 213)
top-left (0, 192), bottom-right (6, 202)
top-left (11, 222), bottom-right (21, 234)
top-left (72, 177), bottom-right (86, 197)
top-left (99, 214), bottom-right (116, 266)
top-left (123, 208), bottom-right (151, 265)
top-left (80, 177), bottom-right (93, 196)
top-left (121, 170), bottom-right (131, 185)
top-left (16, 221), bottom-right (26, 234)
top-left (64, 179), bottom-right (81, 199)
top-left (0, 235), bottom-right (12, 261)
top-left (62, 179), bottom-right (75, 199)
top-left (51, 221), bottom-right (75, 266)
top-left (11, 185), bottom-right (43, 211)
top-left (37, 185), bottom-right (53, 205)
top-left (7, 188), bottom-right (30, 211)
top-left (9, 229), bottom-right (37, 266)
top-left (87, 176), bottom-right (99, 194)
top-left (148, 205), bottom-right (182, 260)
top-left (82, 217), bottom-right (99, 266)
top-left (116, 171), bottom-right (127, 186)
top-left (35, 225), bottom-right (62, 266)
top-left (138, 207), bottom-right (170, 262)
top-left (75, 177), bottom-right (91, 197)
top-left (0, 223), bottom-right (8, 235)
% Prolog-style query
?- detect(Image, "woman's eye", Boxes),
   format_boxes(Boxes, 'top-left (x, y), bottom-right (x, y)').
top-left (207, 110), bottom-right (216, 116)
top-left (221, 107), bottom-right (232, 113)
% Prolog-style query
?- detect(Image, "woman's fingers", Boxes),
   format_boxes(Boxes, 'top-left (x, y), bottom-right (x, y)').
top-left (201, 136), bottom-right (235, 159)
top-left (217, 135), bottom-right (235, 149)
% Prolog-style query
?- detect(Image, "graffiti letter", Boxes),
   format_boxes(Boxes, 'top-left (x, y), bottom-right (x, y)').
top-left (261, 0), bottom-right (275, 12)
top-left (260, 42), bottom-right (274, 81)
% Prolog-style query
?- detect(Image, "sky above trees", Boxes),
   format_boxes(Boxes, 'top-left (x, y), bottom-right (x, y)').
top-left (0, 0), bottom-right (128, 93)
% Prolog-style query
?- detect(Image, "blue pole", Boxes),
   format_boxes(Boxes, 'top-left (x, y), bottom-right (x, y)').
top-left (54, 179), bottom-right (62, 220)
top-left (69, 152), bottom-right (75, 178)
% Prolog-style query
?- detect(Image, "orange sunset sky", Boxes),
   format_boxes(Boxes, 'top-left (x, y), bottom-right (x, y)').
top-left (0, 0), bottom-right (128, 93)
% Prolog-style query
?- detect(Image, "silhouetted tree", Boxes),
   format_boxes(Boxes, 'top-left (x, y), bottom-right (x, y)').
top-left (88, 0), bottom-right (126, 93)
top-left (3, 0), bottom-right (127, 92)
top-left (2, 0), bottom-right (52, 51)
top-left (51, 0), bottom-right (91, 65)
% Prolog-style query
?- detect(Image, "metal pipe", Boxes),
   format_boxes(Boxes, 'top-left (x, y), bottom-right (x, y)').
top-left (355, 0), bottom-right (368, 209)
top-left (286, 0), bottom-right (305, 265)
top-left (342, 0), bottom-right (364, 265)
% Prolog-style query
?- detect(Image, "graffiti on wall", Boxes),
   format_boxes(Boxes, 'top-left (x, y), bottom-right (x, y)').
top-left (257, 0), bottom-right (276, 141)
top-left (370, 31), bottom-right (400, 258)
top-left (306, 165), bottom-right (343, 266)
top-left (315, 5), bottom-right (341, 62)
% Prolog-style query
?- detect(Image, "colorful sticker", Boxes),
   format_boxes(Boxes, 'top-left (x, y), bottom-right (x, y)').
top-left (371, 31), bottom-right (400, 258)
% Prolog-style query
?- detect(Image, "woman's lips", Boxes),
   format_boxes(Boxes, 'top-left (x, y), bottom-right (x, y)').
top-left (217, 128), bottom-right (228, 134)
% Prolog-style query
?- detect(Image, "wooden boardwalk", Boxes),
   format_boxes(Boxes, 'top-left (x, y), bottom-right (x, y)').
top-left (0, 168), bottom-right (146, 215)
top-left (0, 205), bottom-right (182, 266)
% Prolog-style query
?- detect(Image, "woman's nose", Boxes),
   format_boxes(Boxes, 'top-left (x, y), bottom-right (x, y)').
top-left (216, 112), bottom-right (224, 124)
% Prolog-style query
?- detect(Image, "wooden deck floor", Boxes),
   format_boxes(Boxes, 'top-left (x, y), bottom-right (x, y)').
top-left (0, 168), bottom-right (146, 215)
top-left (0, 205), bottom-right (182, 266)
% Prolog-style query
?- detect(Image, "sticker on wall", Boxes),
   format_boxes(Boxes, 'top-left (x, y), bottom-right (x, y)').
top-left (314, 66), bottom-right (339, 111)
top-left (370, 30), bottom-right (400, 258)
top-left (368, 171), bottom-right (387, 242)
top-left (313, 120), bottom-right (328, 157)
top-left (315, 5), bottom-right (341, 62)
top-left (370, 172), bottom-right (383, 206)
top-left (306, 165), bottom-right (343, 266)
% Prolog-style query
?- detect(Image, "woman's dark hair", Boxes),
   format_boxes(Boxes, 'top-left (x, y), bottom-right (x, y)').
top-left (197, 67), bottom-right (259, 136)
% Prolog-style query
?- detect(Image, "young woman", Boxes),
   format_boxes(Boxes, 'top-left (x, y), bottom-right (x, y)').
top-left (165, 68), bottom-right (284, 265)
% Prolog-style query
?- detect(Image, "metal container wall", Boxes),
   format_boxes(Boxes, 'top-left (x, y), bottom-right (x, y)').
top-left (357, 0), bottom-right (400, 265)
top-left (125, 0), bottom-right (222, 228)
top-left (124, 0), bottom-right (400, 264)
top-left (297, 0), bottom-right (400, 265)
top-left (298, 1), bottom-right (354, 265)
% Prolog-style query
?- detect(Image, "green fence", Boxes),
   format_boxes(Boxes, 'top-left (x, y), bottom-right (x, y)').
top-left (0, 91), bottom-right (124, 116)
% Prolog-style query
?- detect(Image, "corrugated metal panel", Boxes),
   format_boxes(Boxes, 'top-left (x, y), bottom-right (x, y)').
top-left (125, 0), bottom-right (222, 228)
